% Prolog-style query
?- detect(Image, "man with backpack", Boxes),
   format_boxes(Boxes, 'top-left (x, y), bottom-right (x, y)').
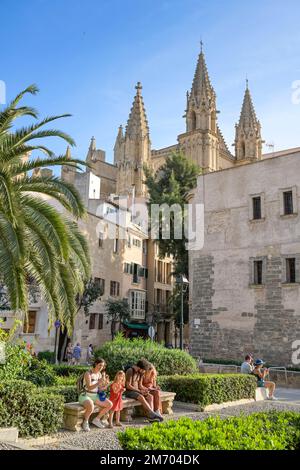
top-left (124, 359), bottom-right (163, 422)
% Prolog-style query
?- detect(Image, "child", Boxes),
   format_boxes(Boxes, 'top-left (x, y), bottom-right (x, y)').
top-left (108, 371), bottom-right (126, 428)
top-left (142, 364), bottom-right (162, 416)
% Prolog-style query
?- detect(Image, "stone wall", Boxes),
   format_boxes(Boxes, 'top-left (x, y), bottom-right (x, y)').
top-left (190, 153), bottom-right (300, 366)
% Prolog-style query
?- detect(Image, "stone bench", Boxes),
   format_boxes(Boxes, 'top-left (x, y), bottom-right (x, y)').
top-left (63, 391), bottom-right (176, 432)
top-left (255, 387), bottom-right (268, 401)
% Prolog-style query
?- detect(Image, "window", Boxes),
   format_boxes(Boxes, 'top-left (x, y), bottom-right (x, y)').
top-left (89, 313), bottom-right (104, 330)
top-left (98, 232), bottom-right (104, 248)
top-left (124, 263), bottom-right (131, 274)
top-left (98, 314), bottom-right (103, 330)
top-left (130, 290), bottom-right (146, 320)
top-left (283, 191), bottom-right (294, 215)
top-left (286, 258), bottom-right (296, 283)
top-left (110, 281), bottom-right (120, 297)
top-left (89, 313), bottom-right (96, 329)
top-left (23, 310), bottom-right (37, 334)
top-left (132, 238), bottom-right (141, 248)
top-left (252, 197), bottom-right (262, 220)
top-left (94, 277), bottom-right (105, 295)
top-left (132, 264), bottom-right (140, 284)
top-left (113, 238), bottom-right (119, 253)
top-left (253, 260), bottom-right (263, 285)
top-left (142, 240), bottom-right (147, 254)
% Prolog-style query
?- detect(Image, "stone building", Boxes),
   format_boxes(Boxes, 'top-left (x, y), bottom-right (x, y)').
top-left (189, 150), bottom-right (300, 365)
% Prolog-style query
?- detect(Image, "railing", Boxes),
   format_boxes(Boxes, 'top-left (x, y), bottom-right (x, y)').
top-left (268, 366), bottom-right (288, 384)
top-left (199, 362), bottom-right (289, 384)
top-left (200, 362), bottom-right (240, 374)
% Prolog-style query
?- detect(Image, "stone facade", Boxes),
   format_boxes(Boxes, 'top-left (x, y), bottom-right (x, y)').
top-left (189, 152), bottom-right (300, 365)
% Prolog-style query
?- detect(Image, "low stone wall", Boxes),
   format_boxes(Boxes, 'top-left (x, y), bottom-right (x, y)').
top-left (199, 365), bottom-right (300, 389)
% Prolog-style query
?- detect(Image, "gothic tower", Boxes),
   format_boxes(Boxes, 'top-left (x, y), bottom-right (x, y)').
top-left (234, 81), bottom-right (263, 162)
top-left (61, 145), bottom-right (76, 184)
top-left (114, 82), bottom-right (151, 197)
top-left (178, 44), bottom-right (220, 171)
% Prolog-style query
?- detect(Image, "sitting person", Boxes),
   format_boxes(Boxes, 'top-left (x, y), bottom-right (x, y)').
top-left (141, 363), bottom-right (162, 418)
top-left (241, 354), bottom-right (254, 374)
top-left (108, 371), bottom-right (126, 428)
top-left (252, 359), bottom-right (277, 400)
top-left (78, 358), bottom-right (112, 432)
top-left (125, 359), bottom-right (163, 422)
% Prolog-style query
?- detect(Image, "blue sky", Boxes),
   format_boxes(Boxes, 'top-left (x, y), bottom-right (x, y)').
top-left (1, 0), bottom-right (300, 164)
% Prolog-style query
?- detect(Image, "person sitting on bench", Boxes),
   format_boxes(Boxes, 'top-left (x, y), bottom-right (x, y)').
top-left (141, 363), bottom-right (162, 418)
top-left (252, 359), bottom-right (277, 401)
top-left (125, 359), bottom-right (163, 422)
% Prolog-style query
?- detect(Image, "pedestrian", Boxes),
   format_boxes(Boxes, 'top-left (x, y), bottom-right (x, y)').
top-left (73, 342), bottom-right (81, 365)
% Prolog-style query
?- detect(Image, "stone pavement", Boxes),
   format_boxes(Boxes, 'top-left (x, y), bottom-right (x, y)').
top-left (1, 388), bottom-right (300, 451)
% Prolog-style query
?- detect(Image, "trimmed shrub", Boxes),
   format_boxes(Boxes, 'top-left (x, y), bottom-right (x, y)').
top-left (158, 374), bottom-right (257, 407)
top-left (52, 364), bottom-right (89, 377)
top-left (25, 358), bottom-right (57, 386)
top-left (0, 343), bottom-right (32, 380)
top-left (44, 385), bottom-right (78, 403)
top-left (55, 375), bottom-right (77, 386)
top-left (0, 380), bottom-right (64, 437)
top-left (119, 412), bottom-right (300, 450)
top-left (94, 335), bottom-right (197, 377)
top-left (37, 350), bottom-right (55, 363)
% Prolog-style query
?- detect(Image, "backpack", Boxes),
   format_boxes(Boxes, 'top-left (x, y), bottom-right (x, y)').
top-left (77, 370), bottom-right (91, 395)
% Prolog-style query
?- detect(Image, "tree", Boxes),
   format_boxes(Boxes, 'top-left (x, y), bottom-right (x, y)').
top-left (105, 298), bottom-right (130, 339)
top-left (144, 151), bottom-right (201, 276)
top-left (0, 85), bottom-right (91, 332)
top-left (76, 278), bottom-right (104, 316)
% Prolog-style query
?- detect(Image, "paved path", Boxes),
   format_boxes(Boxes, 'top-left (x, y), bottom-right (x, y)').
top-left (2, 387), bottom-right (300, 451)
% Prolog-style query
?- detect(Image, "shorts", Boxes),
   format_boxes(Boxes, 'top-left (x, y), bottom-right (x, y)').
top-left (124, 390), bottom-right (143, 400)
top-left (79, 392), bottom-right (99, 405)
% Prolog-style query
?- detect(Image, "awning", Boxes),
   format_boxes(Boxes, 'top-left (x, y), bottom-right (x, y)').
top-left (123, 321), bottom-right (149, 330)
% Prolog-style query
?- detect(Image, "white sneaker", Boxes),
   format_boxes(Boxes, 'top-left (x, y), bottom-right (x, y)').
top-left (92, 417), bottom-right (105, 428)
top-left (82, 420), bottom-right (90, 432)
top-left (267, 396), bottom-right (278, 401)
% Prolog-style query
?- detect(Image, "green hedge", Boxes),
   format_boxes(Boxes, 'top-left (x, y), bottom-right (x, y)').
top-left (52, 364), bottom-right (89, 377)
top-left (44, 384), bottom-right (78, 403)
top-left (119, 412), bottom-right (300, 450)
top-left (0, 380), bottom-right (64, 437)
top-left (94, 335), bottom-right (197, 377)
top-left (37, 350), bottom-right (55, 363)
top-left (158, 374), bottom-right (257, 408)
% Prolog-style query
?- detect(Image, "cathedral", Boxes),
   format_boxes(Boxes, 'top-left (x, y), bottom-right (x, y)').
top-left (105, 45), bottom-right (264, 199)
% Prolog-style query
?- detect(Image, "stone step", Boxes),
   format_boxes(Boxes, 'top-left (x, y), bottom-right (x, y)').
top-left (0, 427), bottom-right (19, 443)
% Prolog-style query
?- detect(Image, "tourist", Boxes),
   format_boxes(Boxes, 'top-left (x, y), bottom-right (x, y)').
top-left (125, 359), bottom-right (163, 422)
top-left (66, 342), bottom-right (73, 365)
top-left (142, 363), bottom-right (162, 417)
top-left (252, 359), bottom-right (277, 400)
top-left (72, 342), bottom-right (81, 365)
top-left (78, 358), bottom-right (113, 432)
top-left (241, 354), bottom-right (254, 374)
top-left (86, 344), bottom-right (94, 365)
top-left (108, 371), bottom-right (126, 428)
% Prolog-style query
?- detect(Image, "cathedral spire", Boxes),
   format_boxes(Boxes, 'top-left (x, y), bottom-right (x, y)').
top-left (125, 82), bottom-right (149, 138)
top-left (235, 82), bottom-right (263, 161)
top-left (190, 45), bottom-right (216, 103)
top-left (65, 145), bottom-right (71, 159)
top-left (185, 46), bottom-right (217, 133)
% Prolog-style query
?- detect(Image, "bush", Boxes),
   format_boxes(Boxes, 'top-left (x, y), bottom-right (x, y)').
top-left (52, 364), bottom-right (89, 377)
top-left (37, 350), bottom-right (55, 363)
top-left (158, 374), bottom-right (257, 407)
top-left (44, 385), bottom-right (78, 403)
top-left (119, 412), bottom-right (300, 450)
top-left (25, 358), bottom-right (57, 386)
top-left (0, 343), bottom-right (32, 381)
top-left (94, 335), bottom-right (197, 377)
top-left (0, 380), bottom-right (64, 437)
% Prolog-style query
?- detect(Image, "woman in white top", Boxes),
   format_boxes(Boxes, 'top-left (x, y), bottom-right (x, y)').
top-left (79, 358), bottom-right (112, 432)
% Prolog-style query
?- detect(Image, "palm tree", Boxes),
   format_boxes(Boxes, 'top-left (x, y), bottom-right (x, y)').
top-left (0, 84), bottom-right (90, 332)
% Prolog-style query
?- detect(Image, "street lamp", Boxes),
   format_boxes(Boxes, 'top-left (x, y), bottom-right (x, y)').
top-left (175, 274), bottom-right (189, 351)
